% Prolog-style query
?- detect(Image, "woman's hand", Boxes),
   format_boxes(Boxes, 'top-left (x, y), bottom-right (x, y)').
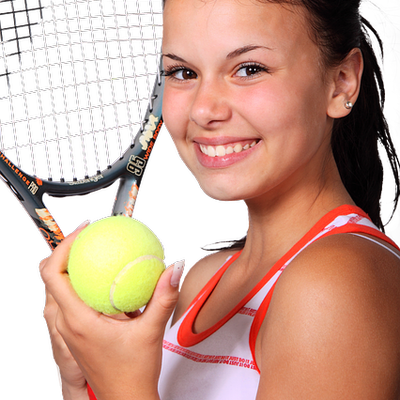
top-left (40, 225), bottom-right (183, 400)
top-left (43, 289), bottom-right (89, 400)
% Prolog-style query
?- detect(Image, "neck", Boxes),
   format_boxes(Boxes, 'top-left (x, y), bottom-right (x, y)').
top-left (240, 159), bottom-right (354, 271)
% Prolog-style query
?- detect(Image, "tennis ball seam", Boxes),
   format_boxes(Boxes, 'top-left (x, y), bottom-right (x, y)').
top-left (109, 254), bottom-right (164, 312)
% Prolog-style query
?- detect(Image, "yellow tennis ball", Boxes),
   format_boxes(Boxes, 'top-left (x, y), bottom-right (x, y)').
top-left (68, 216), bottom-right (165, 314)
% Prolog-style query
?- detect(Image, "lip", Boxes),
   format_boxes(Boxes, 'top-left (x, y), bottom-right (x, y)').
top-left (194, 139), bottom-right (260, 168)
top-left (193, 136), bottom-right (255, 146)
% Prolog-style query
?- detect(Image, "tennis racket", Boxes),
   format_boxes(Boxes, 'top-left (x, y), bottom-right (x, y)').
top-left (0, 0), bottom-right (164, 251)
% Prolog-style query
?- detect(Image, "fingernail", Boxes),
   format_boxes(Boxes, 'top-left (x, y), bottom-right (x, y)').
top-left (75, 217), bottom-right (92, 231)
top-left (170, 260), bottom-right (185, 287)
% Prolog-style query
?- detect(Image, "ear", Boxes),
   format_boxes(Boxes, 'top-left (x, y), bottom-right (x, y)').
top-left (327, 48), bottom-right (363, 119)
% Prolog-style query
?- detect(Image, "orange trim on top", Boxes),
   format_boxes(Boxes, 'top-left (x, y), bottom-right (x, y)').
top-left (178, 205), bottom-right (370, 348)
top-left (178, 251), bottom-right (242, 347)
top-left (164, 340), bottom-right (257, 370)
top-left (319, 224), bottom-right (399, 250)
top-left (249, 220), bottom-right (399, 373)
top-left (87, 384), bottom-right (96, 400)
top-left (186, 251), bottom-right (242, 313)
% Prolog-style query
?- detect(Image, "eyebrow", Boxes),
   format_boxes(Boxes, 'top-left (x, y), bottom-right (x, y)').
top-left (163, 45), bottom-right (274, 63)
top-left (226, 45), bottom-right (274, 59)
top-left (162, 53), bottom-right (187, 63)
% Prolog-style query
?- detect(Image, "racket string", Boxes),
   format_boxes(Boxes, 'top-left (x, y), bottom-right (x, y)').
top-left (0, 0), bottom-right (163, 182)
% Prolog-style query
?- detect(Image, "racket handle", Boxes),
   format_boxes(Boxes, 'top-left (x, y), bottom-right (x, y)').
top-left (111, 177), bottom-right (139, 217)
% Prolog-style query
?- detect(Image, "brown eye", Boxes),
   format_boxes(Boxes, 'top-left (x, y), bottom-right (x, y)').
top-left (164, 67), bottom-right (197, 81)
top-left (180, 69), bottom-right (197, 80)
top-left (236, 63), bottom-right (268, 78)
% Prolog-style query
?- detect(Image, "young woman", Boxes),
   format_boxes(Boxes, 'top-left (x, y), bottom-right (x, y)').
top-left (40, 0), bottom-right (400, 399)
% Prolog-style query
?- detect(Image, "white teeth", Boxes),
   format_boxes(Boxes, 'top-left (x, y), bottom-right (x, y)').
top-left (207, 146), bottom-right (216, 157)
top-left (200, 141), bottom-right (257, 157)
top-left (233, 143), bottom-right (242, 153)
top-left (216, 145), bottom-right (226, 157)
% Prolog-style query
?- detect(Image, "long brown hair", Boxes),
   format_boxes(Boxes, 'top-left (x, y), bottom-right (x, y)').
top-left (282, 0), bottom-right (399, 230)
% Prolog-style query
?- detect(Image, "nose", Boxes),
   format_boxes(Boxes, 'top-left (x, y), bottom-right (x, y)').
top-left (189, 81), bottom-right (232, 129)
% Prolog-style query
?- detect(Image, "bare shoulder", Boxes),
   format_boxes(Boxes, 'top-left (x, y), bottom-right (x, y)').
top-left (277, 232), bottom-right (400, 305)
top-left (267, 232), bottom-right (400, 305)
top-left (172, 249), bottom-right (238, 324)
top-left (256, 234), bottom-right (400, 399)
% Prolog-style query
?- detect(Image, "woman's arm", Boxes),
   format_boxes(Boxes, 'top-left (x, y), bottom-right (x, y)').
top-left (256, 233), bottom-right (400, 400)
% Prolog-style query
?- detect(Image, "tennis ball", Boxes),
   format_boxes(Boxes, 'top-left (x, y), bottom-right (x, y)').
top-left (68, 216), bottom-right (165, 314)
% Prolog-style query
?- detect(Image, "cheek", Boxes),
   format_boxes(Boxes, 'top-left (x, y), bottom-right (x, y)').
top-left (162, 88), bottom-right (188, 144)
top-left (234, 83), bottom-right (302, 139)
top-left (238, 76), bottom-right (328, 138)
top-left (162, 88), bottom-right (197, 173)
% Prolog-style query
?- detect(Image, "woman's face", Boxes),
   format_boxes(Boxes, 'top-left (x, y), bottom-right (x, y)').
top-left (162, 0), bottom-right (337, 205)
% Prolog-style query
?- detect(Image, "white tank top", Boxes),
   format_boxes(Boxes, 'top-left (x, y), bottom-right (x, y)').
top-left (87, 206), bottom-right (399, 400)
top-left (158, 205), bottom-right (400, 400)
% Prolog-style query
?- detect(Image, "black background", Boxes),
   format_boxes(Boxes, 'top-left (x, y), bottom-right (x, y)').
top-left (4, 132), bottom-right (246, 400)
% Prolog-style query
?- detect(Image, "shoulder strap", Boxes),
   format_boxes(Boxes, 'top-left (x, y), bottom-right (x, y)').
top-left (249, 213), bottom-right (399, 373)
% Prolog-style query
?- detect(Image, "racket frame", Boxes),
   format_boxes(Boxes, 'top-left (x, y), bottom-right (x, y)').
top-left (0, 73), bottom-right (164, 250)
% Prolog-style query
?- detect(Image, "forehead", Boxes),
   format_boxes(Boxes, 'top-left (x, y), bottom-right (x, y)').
top-left (162, 0), bottom-right (310, 56)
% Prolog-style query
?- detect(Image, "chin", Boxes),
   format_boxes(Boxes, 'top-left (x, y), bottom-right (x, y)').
top-left (197, 180), bottom-right (248, 202)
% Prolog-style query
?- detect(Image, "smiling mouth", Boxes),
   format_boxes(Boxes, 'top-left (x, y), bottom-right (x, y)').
top-left (199, 140), bottom-right (258, 157)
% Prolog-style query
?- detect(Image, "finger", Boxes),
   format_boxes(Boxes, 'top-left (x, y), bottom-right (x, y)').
top-left (140, 260), bottom-right (184, 337)
top-left (103, 311), bottom-right (142, 320)
top-left (40, 222), bottom-right (96, 318)
top-left (36, 255), bottom-right (48, 285)
top-left (40, 221), bottom-right (89, 287)
top-left (53, 218), bottom-right (90, 270)
top-left (43, 291), bottom-right (72, 360)
top-left (43, 290), bottom-right (58, 336)
top-left (43, 287), bottom-right (87, 374)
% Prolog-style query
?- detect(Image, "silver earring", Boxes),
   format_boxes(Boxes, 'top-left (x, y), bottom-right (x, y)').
top-left (344, 101), bottom-right (353, 110)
